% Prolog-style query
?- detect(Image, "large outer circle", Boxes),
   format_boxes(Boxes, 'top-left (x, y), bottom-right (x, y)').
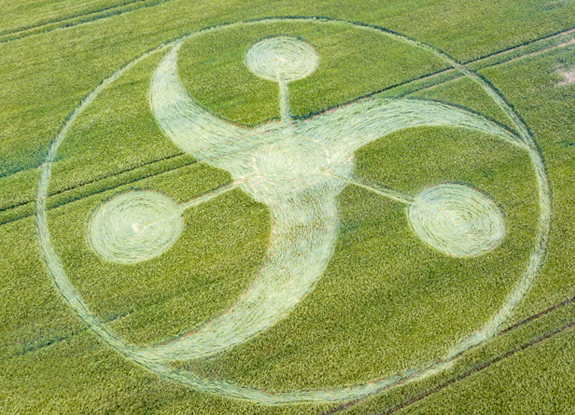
top-left (34, 17), bottom-right (551, 404)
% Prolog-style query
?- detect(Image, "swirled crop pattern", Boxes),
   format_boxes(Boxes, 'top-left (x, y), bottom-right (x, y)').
top-left (87, 190), bottom-right (183, 264)
top-left (408, 184), bottom-right (506, 257)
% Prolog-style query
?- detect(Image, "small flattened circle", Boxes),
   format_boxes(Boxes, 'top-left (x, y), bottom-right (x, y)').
top-left (87, 190), bottom-right (183, 264)
top-left (245, 36), bottom-right (319, 82)
top-left (407, 184), bottom-right (506, 258)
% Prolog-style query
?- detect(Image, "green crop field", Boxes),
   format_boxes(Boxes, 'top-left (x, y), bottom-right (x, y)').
top-left (1, 1), bottom-right (574, 414)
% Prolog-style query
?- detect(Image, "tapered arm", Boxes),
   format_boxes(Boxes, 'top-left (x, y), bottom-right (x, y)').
top-left (300, 97), bottom-right (524, 159)
top-left (150, 44), bottom-right (249, 161)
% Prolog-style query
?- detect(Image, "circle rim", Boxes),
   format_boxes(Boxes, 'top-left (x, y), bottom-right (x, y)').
top-left (34, 16), bottom-right (552, 404)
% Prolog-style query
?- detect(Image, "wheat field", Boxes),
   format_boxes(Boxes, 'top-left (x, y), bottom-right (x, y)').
top-left (1, 1), bottom-right (575, 414)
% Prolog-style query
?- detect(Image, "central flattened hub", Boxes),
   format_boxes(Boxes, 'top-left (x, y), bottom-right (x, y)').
top-left (254, 133), bottom-right (330, 187)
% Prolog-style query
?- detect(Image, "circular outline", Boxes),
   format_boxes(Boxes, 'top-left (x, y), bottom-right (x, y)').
top-left (407, 183), bottom-right (507, 258)
top-left (34, 17), bottom-right (551, 405)
top-left (245, 35), bottom-right (320, 82)
top-left (86, 188), bottom-right (184, 264)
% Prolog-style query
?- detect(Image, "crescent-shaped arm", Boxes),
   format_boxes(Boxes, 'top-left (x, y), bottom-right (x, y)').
top-left (135, 192), bottom-right (341, 362)
top-left (150, 44), bottom-right (249, 161)
top-left (300, 97), bottom-right (525, 158)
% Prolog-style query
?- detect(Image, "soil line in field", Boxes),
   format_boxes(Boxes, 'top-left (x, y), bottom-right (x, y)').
top-left (322, 295), bottom-right (575, 414)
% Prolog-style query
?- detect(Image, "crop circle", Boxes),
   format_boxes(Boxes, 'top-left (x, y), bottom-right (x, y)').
top-left (245, 36), bottom-right (319, 82)
top-left (87, 190), bottom-right (183, 264)
top-left (35, 17), bottom-right (551, 404)
top-left (407, 184), bottom-right (506, 257)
